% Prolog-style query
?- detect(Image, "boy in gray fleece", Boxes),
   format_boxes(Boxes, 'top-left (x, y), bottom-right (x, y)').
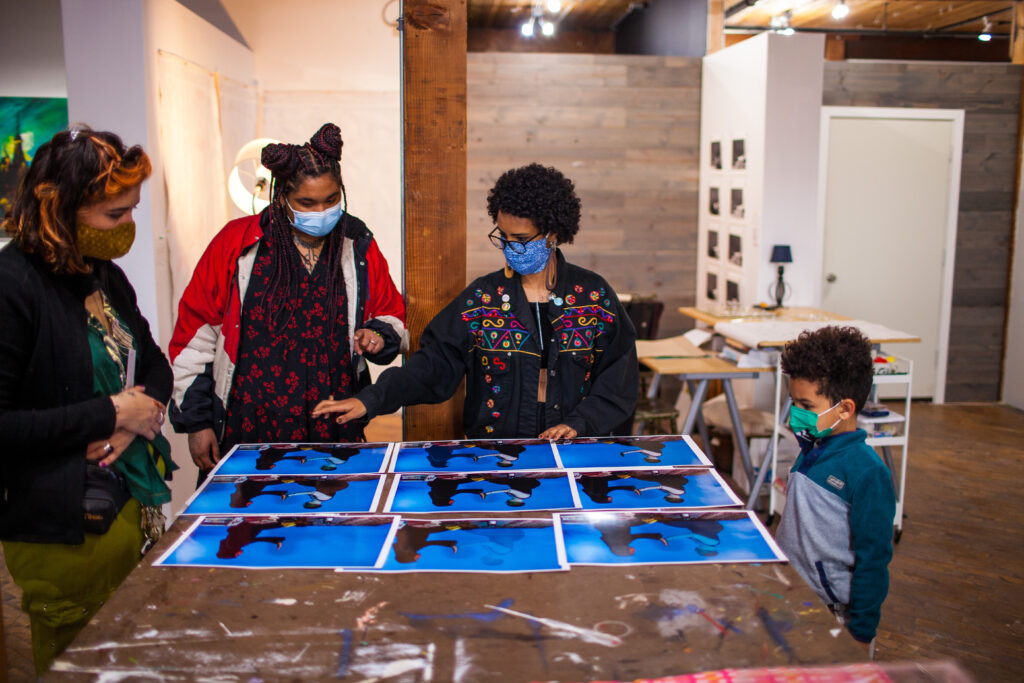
top-left (776, 326), bottom-right (896, 652)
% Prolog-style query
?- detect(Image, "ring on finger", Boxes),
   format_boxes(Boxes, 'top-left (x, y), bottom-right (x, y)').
top-left (103, 442), bottom-right (113, 455)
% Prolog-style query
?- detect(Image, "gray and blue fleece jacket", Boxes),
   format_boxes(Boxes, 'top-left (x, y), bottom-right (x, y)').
top-left (776, 429), bottom-right (896, 643)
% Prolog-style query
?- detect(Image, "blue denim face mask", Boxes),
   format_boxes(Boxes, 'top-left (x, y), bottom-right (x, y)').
top-left (503, 238), bottom-right (552, 275)
top-left (287, 200), bottom-right (343, 237)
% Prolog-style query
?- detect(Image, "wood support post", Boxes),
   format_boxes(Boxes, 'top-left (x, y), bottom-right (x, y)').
top-left (706, 0), bottom-right (724, 54)
top-left (1013, 0), bottom-right (1024, 64)
top-left (401, 0), bottom-right (468, 441)
top-left (825, 34), bottom-right (846, 61)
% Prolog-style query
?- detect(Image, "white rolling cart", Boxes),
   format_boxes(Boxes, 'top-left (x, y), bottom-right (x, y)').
top-left (750, 351), bottom-right (913, 543)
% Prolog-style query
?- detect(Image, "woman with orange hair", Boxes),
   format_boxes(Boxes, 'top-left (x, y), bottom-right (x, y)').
top-left (0, 126), bottom-right (174, 672)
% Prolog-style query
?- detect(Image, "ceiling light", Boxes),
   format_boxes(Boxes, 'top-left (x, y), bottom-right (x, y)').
top-left (771, 10), bottom-right (794, 35)
top-left (979, 15), bottom-right (993, 41)
top-left (546, 0), bottom-right (562, 12)
top-left (521, 18), bottom-right (535, 37)
top-left (831, 0), bottom-right (849, 20)
top-left (541, 20), bottom-right (556, 37)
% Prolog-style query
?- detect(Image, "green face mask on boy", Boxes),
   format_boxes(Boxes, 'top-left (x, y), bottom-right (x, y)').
top-left (789, 402), bottom-right (841, 440)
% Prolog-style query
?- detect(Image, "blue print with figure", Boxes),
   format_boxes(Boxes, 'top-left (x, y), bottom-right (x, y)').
top-left (379, 519), bottom-right (565, 572)
top-left (184, 474), bottom-right (385, 516)
top-left (574, 469), bottom-right (741, 510)
top-left (559, 511), bottom-right (785, 566)
top-left (392, 439), bottom-right (558, 473)
top-left (554, 435), bottom-right (711, 470)
top-left (214, 443), bottom-right (390, 476)
top-left (155, 515), bottom-right (396, 569)
top-left (386, 472), bottom-right (577, 513)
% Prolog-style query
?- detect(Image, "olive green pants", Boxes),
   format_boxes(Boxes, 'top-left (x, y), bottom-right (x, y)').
top-left (3, 498), bottom-right (143, 674)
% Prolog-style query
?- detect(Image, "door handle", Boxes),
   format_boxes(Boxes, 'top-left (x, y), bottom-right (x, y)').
top-left (825, 273), bottom-right (837, 283)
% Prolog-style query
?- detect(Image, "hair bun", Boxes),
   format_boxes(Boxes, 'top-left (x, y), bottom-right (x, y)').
top-left (308, 123), bottom-right (342, 161)
top-left (261, 142), bottom-right (299, 176)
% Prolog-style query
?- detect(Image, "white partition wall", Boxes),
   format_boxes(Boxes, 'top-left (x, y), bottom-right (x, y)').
top-left (697, 33), bottom-right (824, 310)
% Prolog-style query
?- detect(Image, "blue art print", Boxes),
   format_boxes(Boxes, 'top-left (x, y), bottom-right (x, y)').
top-left (213, 442), bottom-right (391, 476)
top-left (574, 469), bottom-right (741, 510)
top-left (554, 435), bottom-right (711, 470)
top-left (391, 439), bottom-right (558, 473)
top-left (558, 510), bottom-right (785, 566)
top-left (183, 474), bottom-right (386, 516)
top-left (377, 518), bottom-right (567, 573)
top-left (154, 515), bottom-right (398, 569)
top-left (385, 472), bottom-right (578, 513)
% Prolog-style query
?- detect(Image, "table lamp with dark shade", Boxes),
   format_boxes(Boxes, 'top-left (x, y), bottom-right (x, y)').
top-left (768, 245), bottom-right (792, 309)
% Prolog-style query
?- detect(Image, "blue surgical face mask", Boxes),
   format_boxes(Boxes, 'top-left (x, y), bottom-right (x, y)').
top-left (789, 402), bottom-right (841, 441)
top-left (503, 239), bottom-right (552, 275)
top-left (287, 200), bottom-right (343, 237)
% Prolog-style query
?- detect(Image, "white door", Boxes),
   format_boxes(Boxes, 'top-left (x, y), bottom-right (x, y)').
top-left (819, 110), bottom-right (963, 400)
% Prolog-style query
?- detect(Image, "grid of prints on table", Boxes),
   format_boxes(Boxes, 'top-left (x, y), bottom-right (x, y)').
top-left (162, 436), bottom-right (785, 572)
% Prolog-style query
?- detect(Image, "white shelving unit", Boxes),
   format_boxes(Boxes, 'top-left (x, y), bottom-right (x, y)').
top-left (763, 353), bottom-right (912, 541)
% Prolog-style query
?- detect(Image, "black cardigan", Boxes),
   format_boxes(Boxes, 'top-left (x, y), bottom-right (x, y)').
top-left (0, 244), bottom-right (173, 544)
top-left (358, 251), bottom-right (638, 438)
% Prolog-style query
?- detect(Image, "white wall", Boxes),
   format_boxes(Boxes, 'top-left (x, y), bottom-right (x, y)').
top-left (62, 0), bottom-right (158, 330)
top-left (62, 0), bottom-right (257, 514)
top-left (221, 0), bottom-right (403, 295)
top-left (1004, 146), bottom-right (1024, 409)
top-left (0, 0), bottom-right (66, 97)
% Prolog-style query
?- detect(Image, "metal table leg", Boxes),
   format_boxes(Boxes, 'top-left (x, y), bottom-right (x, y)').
top-left (722, 379), bottom-right (754, 487)
top-left (686, 379), bottom-right (714, 452)
top-left (682, 379), bottom-right (710, 435)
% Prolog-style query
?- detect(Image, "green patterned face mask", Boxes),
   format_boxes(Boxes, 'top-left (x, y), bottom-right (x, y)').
top-left (77, 220), bottom-right (135, 260)
top-left (789, 402), bottom-right (841, 440)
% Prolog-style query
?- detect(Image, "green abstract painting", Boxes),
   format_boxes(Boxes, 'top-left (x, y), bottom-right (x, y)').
top-left (1, 97), bottom-right (69, 216)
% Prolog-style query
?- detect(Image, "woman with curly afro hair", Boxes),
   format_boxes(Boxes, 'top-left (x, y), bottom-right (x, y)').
top-left (315, 163), bottom-right (638, 441)
top-left (168, 124), bottom-right (407, 477)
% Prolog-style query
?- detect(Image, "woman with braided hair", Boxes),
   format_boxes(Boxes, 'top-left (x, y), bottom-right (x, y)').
top-left (0, 125), bottom-right (174, 672)
top-left (169, 123), bottom-right (405, 474)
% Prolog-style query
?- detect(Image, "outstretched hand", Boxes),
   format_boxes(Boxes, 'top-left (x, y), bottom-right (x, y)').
top-left (539, 424), bottom-right (578, 440)
top-left (312, 398), bottom-right (368, 425)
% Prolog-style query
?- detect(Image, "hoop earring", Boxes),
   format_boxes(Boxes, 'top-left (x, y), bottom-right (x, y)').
top-left (504, 264), bottom-right (514, 279)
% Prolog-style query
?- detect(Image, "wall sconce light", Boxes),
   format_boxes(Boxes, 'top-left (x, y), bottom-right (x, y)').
top-left (228, 138), bottom-right (279, 215)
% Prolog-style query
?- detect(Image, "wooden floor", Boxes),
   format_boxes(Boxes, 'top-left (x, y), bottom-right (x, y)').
top-left (2, 405), bottom-right (1022, 680)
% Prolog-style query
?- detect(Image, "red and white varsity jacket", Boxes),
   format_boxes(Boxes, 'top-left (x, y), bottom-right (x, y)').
top-left (167, 210), bottom-right (406, 437)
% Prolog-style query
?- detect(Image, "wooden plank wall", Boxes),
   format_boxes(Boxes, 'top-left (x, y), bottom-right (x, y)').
top-left (823, 62), bottom-right (1022, 402)
top-left (466, 53), bottom-right (702, 335)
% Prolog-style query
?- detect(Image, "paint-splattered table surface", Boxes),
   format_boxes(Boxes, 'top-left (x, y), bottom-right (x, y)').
top-left (47, 518), bottom-right (865, 681)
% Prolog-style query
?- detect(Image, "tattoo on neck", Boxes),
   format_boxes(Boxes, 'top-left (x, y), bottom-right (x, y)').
top-left (293, 235), bottom-right (323, 273)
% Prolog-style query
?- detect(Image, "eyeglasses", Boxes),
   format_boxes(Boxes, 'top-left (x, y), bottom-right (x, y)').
top-left (488, 226), bottom-right (544, 254)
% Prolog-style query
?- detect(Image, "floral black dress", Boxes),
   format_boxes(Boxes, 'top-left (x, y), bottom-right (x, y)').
top-left (223, 238), bottom-right (362, 448)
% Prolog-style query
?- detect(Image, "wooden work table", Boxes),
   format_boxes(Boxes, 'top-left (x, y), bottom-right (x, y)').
top-left (678, 306), bottom-right (851, 328)
top-left (640, 355), bottom-right (772, 377)
top-left (48, 513), bottom-right (865, 680)
top-left (679, 307), bottom-right (920, 349)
